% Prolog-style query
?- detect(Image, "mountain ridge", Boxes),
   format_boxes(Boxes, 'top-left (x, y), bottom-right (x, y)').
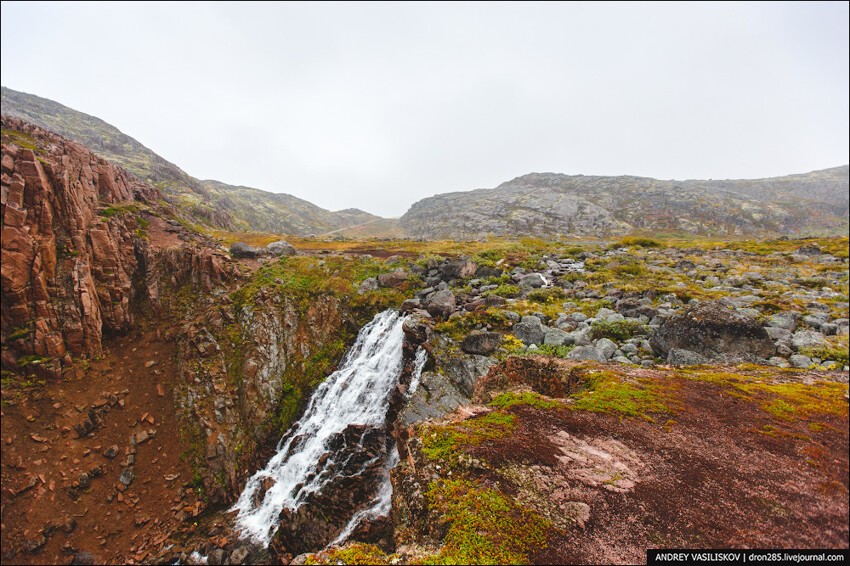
top-left (1, 86), bottom-right (382, 236)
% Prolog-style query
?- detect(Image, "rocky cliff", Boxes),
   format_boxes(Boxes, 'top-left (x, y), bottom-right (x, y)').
top-left (1, 87), bottom-right (385, 236)
top-left (399, 168), bottom-right (849, 240)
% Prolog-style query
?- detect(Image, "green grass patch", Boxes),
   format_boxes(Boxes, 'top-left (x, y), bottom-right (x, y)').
top-left (304, 543), bottom-right (395, 565)
top-left (590, 319), bottom-right (648, 341)
top-left (423, 478), bottom-right (550, 565)
top-left (489, 391), bottom-right (561, 410)
top-left (570, 369), bottom-right (669, 420)
top-left (420, 412), bottom-right (516, 464)
top-left (1, 128), bottom-right (41, 152)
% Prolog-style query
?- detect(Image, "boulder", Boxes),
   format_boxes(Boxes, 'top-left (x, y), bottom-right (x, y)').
top-left (518, 273), bottom-right (547, 289)
top-left (426, 289), bottom-right (456, 321)
top-left (513, 316), bottom-right (545, 346)
top-left (265, 240), bottom-right (296, 256)
top-left (791, 330), bottom-right (830, 351)
top-left (461, 331), bottom-right (502, 355)
top-left (357, 277), bottom-right (379, 294)
top-left (230, 242), bottom-right (263, 258)
top-left (649, 300), bottom-right (775, 359)
top-left (567, 345), bottom-right (607, 362)
top-left (595, 338), bottom-right (618, 360)
top-left (666, 349), bottom-right (708, 366)
top-left (440, 259), bottom-right (478, 280)
top-left (767, 311), bottom-right (800, 332)
top-left (543, 327), bottom-right (573, 347)
top-left (377, 270), bottom-right (408, 288)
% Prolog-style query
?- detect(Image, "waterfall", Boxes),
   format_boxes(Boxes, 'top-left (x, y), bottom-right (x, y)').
top-left (231, 309), bottom-right (418, 547)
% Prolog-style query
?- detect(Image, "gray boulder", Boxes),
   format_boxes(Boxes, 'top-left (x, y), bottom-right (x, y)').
top-left (513, 316), bottom-right (545, 346)
top-left (666, 349), bottom-right (708, 366)
top-left (767, 311), bottom-right (800, 332)
top-left (461, 332), bottom-right (502, 355)
top-left (649, 300), bottom-right (775, 359)
top-left (230, 241), bottom-right (263, 258)
top-left (426, 289), bottom-right (456, 321)
top-left (518, 273), bottom-right (547, 289)
top-left (789, 354), bottom-right (813, 368)
top-left (400, 371), bottom-right (470, 425)
top-left (440, 259), bottom-right (478, 280)
top-left (266, 240), bottom-right (296, 256)
top-left (595, 338), bottom-right (618, 360)
top-left (357, 277), bottom-right (379, 294)
top-left (567, 345), bottom-right (607, 362)
top-left (791, 330), bottom-right (830, 351)
top-left (543, 327), bottom-right (573, 347)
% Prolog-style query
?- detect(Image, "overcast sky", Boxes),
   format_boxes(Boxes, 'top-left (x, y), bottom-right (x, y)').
top-left (2, 2), bottom-right (848, 217)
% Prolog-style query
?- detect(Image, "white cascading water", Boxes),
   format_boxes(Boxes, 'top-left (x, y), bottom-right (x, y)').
top-left (231, 309), bottom-right (423, 547)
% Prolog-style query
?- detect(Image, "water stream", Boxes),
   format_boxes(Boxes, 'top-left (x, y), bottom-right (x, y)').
top-left (231, 310), bottom-right (422, 548)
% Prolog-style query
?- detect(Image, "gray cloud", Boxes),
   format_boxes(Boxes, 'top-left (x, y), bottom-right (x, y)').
top-left (2, 1), bottom-right (848, 217)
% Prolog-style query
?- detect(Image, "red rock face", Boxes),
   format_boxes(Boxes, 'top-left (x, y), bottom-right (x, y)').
top-left (1, 117), bottom-right (163, 376)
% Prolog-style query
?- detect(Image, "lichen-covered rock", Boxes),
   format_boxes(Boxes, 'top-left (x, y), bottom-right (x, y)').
top-left (425, 289), bottom-right (456, 321)
top-left (649, 300), bottom-right (775, 360)
top-left (513, 316), bottom-right (545, 346)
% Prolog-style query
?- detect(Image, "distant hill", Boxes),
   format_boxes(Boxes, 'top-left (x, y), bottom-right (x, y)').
top-left (399, 168), bottom-right (849, 240)
top-left (1, 86), bottom-right (383, 236)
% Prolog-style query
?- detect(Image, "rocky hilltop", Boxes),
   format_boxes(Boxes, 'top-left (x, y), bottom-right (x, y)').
top-left (1, 86), bottom-right (382, 236)
top-left (400, 168), bottom-right (849, 240)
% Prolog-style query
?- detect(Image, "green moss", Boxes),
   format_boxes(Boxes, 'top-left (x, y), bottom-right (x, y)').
top-left (16, 355), bottom-right (51, 367)
top-left (570, 369), bottom-right (669, 420)
top-left (423, 478), bottom-right (550, 565)
top-left (434, 308), bottom-right (513, 342)
top-left (421, 412), bottom-right (516, 464)
top-left (481, 284), bottom-right (521, 299)
top-left (304, 543), bottom-right (395, 565)
top-left (489, 391), bottom-right (561, 410)
top-left (618, 236), bottom-right (662, 248)
top-left (1, 128), bottom-right (41, 152)
top-left (681, 368), bottom-right (849, 422)
top-left (590, 319), bottom-right (648, 341)
top-left (6, 326), bottom-right (33, 341)
top-left (800, 344), bottom-right (849, 367)
top-left (526, 287), bottom-right (566, 304)
top-left (99, 202), bottom-right (140, 219)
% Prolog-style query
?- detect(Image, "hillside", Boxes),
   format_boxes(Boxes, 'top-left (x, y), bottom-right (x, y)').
top-left (1, 86), bottom-right (383, 236)
top-left (399, 168), bottom-right (850, 240)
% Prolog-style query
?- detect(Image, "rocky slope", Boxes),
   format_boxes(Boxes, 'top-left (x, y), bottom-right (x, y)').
top-left (400, 168), bottom-right (849, 240)
top-left (2, 86), bottom-right (383, 236)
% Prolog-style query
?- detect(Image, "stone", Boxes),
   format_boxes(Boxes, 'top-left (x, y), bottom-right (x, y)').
top-left (426, 289), bottom-right (456, 321)
top-left (461, 332), bottom-right (502, 355)
top-left (266, 240), bottom-right (296, 256)
top-left (70, 552), bottom-right (97, 565)
top-left (649, 300), bottom-right (775, 359)
top-left (513, 316), bottom-right (545, 346)
top-left (440, 258), bottom-right (478, 280)
top-left (595, 338), bottom-right (618, 360)
top-left (377, 270), bottom-right (408, 288)
top-left (357, 277), bottom-right (379, 294)
top-left (767, 311), bottom-right (800, 332)
top-left (796, 244), bottom-right (822, 255)
top-left (543, 327), bottom-right (573, 347)
top-left (229, 242), bottom-right (262, 259)
top-left (518, 273), bottom-right (547, 289)
top-left (791, 330), bottom-right (829, 351)
top-left (102, 445), bottom-right (119, 459)
top-left (666, 349), bottom-right (708, 366)
top-left (567, 345), bottom-right (607, 362)
top-left (119, 467), bottom-right (135, 487)
top-left (230, 547), bottom-right (251, 565)
top-left (789, 354), bottom-right (813, 368)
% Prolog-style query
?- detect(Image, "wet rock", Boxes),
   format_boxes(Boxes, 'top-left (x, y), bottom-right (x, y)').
top-left (650, 300), bottom-right (775, 359)
top-left (401, 371), bottom-right (469, 424)
top-left (207, 548), bottom-right (227, 565)
top-left (461, 331), bottom-right (502, 355)
top-left (266, 240), bottom-right (296, 256)
top-left (230, 546), bottom-right (251, 565)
